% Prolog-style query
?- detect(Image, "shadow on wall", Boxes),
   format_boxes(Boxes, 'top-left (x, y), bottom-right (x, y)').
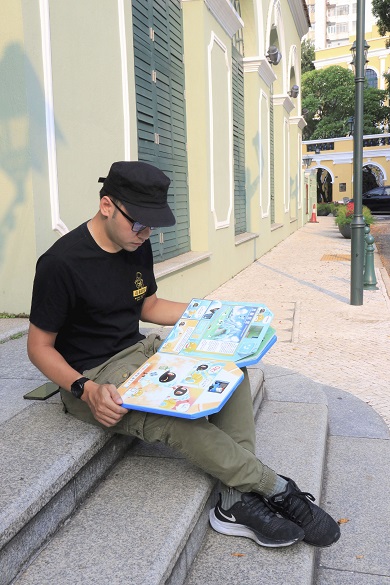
top-left (0, 42), bottom-right (64, 270)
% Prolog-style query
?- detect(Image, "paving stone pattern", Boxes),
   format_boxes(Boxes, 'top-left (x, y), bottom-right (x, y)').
top-left (210, 217), bottom-right (390, 428)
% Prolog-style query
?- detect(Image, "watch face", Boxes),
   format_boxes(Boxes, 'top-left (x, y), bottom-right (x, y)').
top-left (71, 378), bottom-right (87, 399)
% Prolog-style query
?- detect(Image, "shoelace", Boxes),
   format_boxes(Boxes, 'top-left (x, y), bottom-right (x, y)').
top-left (245, 493), bottom-right (277, 522)
top-left (281, 490), bottom-right (316, 524)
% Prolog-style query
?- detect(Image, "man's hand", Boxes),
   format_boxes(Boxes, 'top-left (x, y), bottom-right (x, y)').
top-left (82, 381), bottom-right (129, 427)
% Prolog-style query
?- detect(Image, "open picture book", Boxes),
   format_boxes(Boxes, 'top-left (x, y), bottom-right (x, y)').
top-left (117, 299), bottom-right (277, 419)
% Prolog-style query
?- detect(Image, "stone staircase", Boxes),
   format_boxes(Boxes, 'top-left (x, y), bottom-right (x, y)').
top-left (1, 328), bottom-right (389, 585)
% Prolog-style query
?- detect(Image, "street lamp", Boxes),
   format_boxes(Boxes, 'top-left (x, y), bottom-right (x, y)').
top-left (346, 116), bottom-right (355, 136)
top-left (349, 5), bottom-right (369, 305)
top-left (302, 155), bottom-right (313, 168)
top-left (350, 40), bottom-right (370, 71)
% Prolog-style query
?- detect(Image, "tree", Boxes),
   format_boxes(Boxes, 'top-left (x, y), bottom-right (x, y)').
top-left (301, 66), bottom-right (390, 140)
top-left (301, 39), bottom-right (315, 74)
top-left (372, 0), bottom-right (390, 47)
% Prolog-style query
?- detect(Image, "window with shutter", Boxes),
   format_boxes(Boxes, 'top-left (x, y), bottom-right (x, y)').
top-left (132, 0), bottom-right (190, 261)
top-left (232, 46), bottom-right (246, 235)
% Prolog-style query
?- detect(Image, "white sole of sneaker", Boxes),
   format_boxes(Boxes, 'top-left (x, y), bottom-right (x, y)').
top-left (209, 510), bottom-right (302, 548)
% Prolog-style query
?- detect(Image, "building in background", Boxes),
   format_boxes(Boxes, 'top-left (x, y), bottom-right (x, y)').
top-left (0, 0), bottom-right (310, 313)
top-left (305, 0), bottom-right (376, 50)
top-left (302, 11), bottom-right (390, 203)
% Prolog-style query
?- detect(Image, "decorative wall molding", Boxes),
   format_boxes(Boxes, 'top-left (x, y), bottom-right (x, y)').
top-left (39, 0), bottom-right (68, 235)
top-left (287, 0), bottom-right (310, 38)
top-left (284, 116), bottom-right (289, 212)
top-left (243, 56), bottom-right (277, 87)
top-left (290, 115), bottom-right (307, 130)
top-left (118, 0), bottom-right (131, 160)
top-left (203, 0), bottom-right (244, 38)
top-left (273, 94), bottom-right (296, 114)
top-left (259, 90), bottom-right (270, 218)
top-left (208, 32), bottom-right (233, 229)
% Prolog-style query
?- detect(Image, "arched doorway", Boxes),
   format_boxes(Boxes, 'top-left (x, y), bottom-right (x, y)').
top-left (317, 167), bottom-right (333, 203)
top-left (362, 164), bottom-right (385, 192)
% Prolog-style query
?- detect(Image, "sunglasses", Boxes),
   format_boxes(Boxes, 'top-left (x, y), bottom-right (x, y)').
top-left (109, 199), bottom-right (155, 234)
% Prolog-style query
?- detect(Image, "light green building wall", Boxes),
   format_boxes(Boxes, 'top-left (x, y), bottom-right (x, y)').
top-left (1, 0), bottom-right (310, 313)
top-left (0, 0), bottom-right (37, 314)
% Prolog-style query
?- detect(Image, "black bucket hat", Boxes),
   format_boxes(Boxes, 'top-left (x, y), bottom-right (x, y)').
top-left (98, 161), bottom-right (175, 227)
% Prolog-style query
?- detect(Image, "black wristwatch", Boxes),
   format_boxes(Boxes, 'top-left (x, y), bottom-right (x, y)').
top-left (70, 376), bottom-right (90, 399)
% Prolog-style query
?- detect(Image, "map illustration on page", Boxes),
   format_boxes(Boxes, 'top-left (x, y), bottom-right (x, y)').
top-left (159, 299), bottom-right (276, 367)
top-left (118, 299), bottom-right (276, 419)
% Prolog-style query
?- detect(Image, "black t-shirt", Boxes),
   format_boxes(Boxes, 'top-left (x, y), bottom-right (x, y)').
top-left (30, 222), bottom-right (157, 372)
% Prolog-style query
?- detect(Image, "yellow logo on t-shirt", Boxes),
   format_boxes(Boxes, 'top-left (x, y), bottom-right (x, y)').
top-left (133, 271), bottom-right (147, 300)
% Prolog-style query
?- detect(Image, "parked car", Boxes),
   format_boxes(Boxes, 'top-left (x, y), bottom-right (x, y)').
top-left (362, 186), bottom-right (390, 214)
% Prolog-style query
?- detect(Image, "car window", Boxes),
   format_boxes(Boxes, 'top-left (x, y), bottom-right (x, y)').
top-left (365, 188), bottom-right (381, 195)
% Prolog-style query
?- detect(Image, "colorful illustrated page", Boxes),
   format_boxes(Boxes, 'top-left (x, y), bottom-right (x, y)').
top-left (159, 299), bottom-right (274, 365)
top-left (117, 353), bottom-right (244, 419)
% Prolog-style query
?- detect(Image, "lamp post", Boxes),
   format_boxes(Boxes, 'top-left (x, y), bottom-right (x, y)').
top-left (346, 116), bottom-right (355, 136)
top-left (349, 2), bottom-right (369, 306)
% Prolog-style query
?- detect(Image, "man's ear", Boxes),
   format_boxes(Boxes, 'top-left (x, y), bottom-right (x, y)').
top-left (99, 195), bottom-right (113, 219)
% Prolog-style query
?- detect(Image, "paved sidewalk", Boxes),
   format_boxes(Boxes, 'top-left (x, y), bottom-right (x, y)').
top-left (209, 216), bottom-right (390, 428)
top-left (1, 216), bottom-right (389, 428)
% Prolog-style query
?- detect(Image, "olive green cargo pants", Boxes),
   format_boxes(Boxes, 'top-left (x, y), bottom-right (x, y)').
top-left (60, 335), bottom-right (277, 495)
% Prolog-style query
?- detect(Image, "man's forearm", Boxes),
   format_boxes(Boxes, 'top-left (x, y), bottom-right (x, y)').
top-left (141, 296), bottom-right (188, 326)
top-left (28, 341), bottom-right (87, 392)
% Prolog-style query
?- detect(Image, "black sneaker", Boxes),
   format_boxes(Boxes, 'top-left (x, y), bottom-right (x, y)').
top-left (209, 492), bottom-right (305, 548)
top-left (266, 477), bottom-right (341, 547)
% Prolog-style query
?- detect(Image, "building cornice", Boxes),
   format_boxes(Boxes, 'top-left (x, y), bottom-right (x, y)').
top-left (287, 0), bottom-right (310, 38)
top-left (290, 116), bottom-right (307, 129)
top-left (243, 56), bottom-right (277, 87)
top-left (273, 94), bottom-right (296, 114)
top-left (199, 0), bottom-right (244, 37)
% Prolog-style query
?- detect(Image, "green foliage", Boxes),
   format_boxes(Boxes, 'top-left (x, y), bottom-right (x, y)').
top-left (372, 0), bottom-right (390, 47)
top-left (317, 203), bottom-right (332, 215)
top-left (0, 312), bottom-right (29, 318)
top-left (334, 203), bottom-right (374, 227)
top-left (301, 39), bottom-right (315, 74)
top-left (302, 66), bottom-right (390, 140)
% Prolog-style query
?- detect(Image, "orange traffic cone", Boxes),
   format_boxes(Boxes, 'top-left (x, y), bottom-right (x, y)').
top-left (309, 203), bottom-right (319, 223)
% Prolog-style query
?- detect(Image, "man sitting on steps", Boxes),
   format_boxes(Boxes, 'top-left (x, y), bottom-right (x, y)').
top-left (27, 161), bottom-right (340, 550)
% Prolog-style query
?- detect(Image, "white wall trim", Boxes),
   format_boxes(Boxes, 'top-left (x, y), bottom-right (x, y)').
top-left (243, 56), bottom-right (277, 87)
top-left (313, 165), bottom-right (335, 183)
top-left (208, 32), bottom-right (233, 229)
top-left (203, 0), bottom-right (244, 38)
top-left (297, 133), bottom-right (302, 209)
top-left (118, 0), bottom-right (131, 160)
top-left (284, 116), bottom-right (289, 212)
top-left (290, 115), bottom-right (307, 130)
top-left (259, 90), bottom-right (270, 218)
top-left (273, 94), bottom-right (296, 114)
top-left (287, 0), bottom-right (310, 38)
top-left (39, 0), bottom-right (68, 235)
top-left (362, 161), bottom-right (387, 181)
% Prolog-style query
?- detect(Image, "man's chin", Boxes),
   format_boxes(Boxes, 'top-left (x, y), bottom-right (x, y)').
top-left (122, 242), bottom-right (143, 252)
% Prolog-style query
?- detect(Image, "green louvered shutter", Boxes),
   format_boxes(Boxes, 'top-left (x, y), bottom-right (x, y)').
top-left (132, 0), bottom-right (190, 261)
top-left (232, 46), bottom-right (246, 235)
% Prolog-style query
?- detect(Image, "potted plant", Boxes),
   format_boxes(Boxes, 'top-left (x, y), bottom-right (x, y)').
top-left (334, 201), bottom-right (374, 238)
top-left (317, 203), bottom-right (331, 216)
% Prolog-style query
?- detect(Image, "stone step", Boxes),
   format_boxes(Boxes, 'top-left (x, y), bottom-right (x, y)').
top-left (184, 369), bottom-right (329, 585)
top-left (6, 365), bottom-right (265, 585)
top-left (0, 398), bottom-right (131, 585)
top-left (9, 367), bottom-right (330, 585)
